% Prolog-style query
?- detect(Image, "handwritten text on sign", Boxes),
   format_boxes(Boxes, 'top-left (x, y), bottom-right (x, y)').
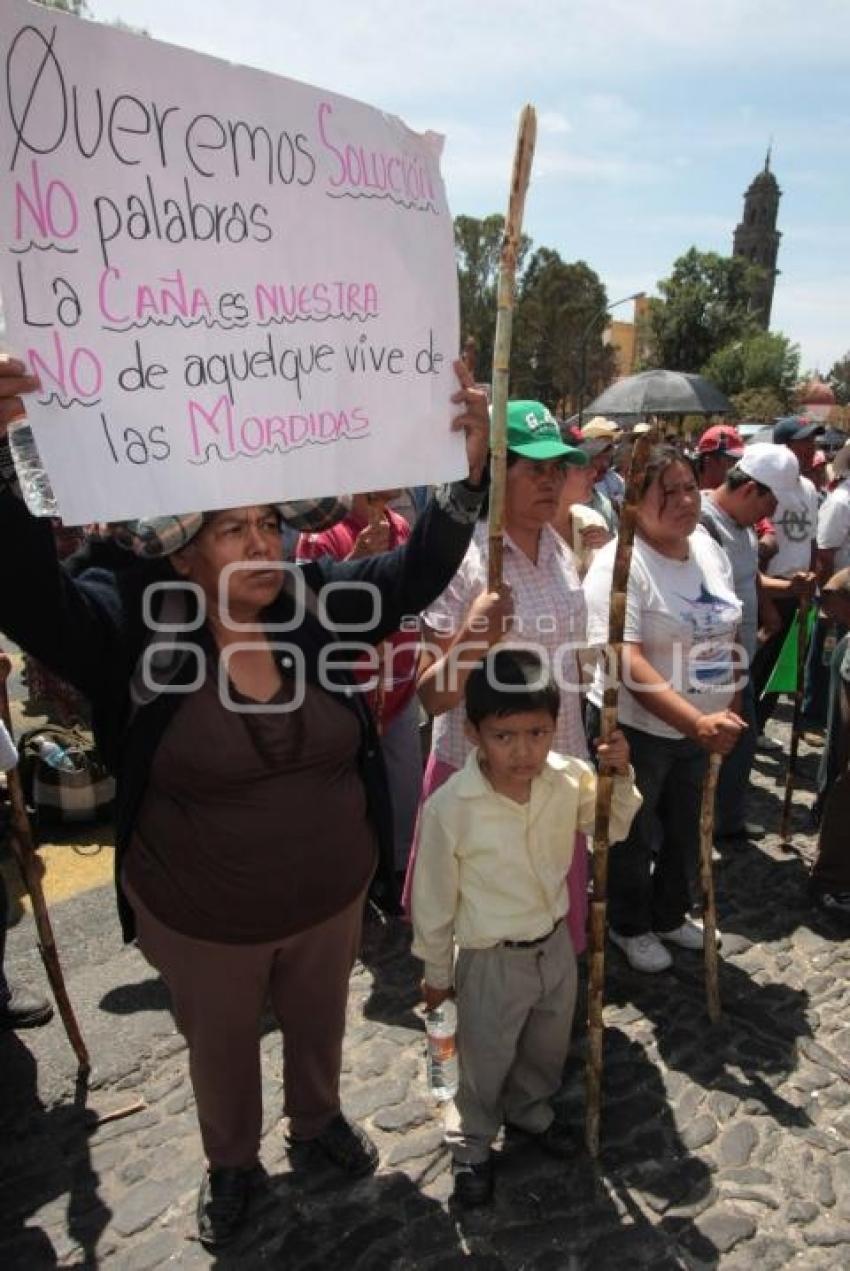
top-left (0, 2), bottom-right (462, 523)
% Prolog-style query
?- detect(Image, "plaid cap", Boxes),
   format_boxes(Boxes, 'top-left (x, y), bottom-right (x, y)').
top-left (114, 496), bottom-right (352, 558)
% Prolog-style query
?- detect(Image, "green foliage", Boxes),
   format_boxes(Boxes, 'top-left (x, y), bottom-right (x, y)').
top-left (511, 250), bottom-right (614, 409)
top-left (454, 214), bottom-right (530, 381)
top-left (642, 248), bottom-right (765, 373)
top-left (454, 215), bottom-right (615, 408)
top-left (730, 387), bottom-right (786, 422)
top-left (702, 330), bottom-right (800, 406)
top-left (33, 0), bottom-right (89, 13)
top-left (829, 353), bottom-right (850, 407)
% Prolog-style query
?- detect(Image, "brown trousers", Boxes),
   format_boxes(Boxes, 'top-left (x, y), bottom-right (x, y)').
top-left (126, 880), bottom-right (365, 1168)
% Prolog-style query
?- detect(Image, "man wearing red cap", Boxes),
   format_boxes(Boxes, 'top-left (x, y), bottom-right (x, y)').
top-left (695, 425), bottom-right (746, 491)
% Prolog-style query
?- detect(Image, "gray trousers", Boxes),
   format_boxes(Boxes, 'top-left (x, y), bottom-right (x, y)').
top-left (446, 921), bottom-right (577, 1164)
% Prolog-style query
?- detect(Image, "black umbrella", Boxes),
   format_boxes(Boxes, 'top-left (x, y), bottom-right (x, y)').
top-left (583, 369), bottom-right (731, 418)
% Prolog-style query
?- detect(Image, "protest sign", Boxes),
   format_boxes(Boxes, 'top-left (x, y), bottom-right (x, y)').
top-left (0, 1), bottom-right (463, 523)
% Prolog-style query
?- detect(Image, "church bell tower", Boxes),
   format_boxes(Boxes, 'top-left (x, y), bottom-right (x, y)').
top-left (732, 148), bottom-right (782, 329)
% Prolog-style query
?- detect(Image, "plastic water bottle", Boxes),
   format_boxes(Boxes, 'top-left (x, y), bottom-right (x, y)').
top-left (34, 736), bottom-right (78, 773)
top-left (425, 999), bottom-right (459, 1101)
top-left (7, 420), bottom-right (58, 517)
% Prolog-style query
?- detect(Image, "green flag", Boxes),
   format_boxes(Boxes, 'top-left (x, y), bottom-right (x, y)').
top-left (762, 607), bottom-right (816, 696)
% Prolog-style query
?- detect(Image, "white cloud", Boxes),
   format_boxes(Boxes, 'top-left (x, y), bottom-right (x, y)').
top-left (538, 111), bottom-right (572, 135)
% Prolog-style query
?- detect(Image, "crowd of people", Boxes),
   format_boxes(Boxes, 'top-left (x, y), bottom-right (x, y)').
top-left (1, 351), bottom-right (848, 1235)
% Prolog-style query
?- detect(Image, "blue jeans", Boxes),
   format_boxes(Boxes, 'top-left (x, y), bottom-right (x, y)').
top-left (714, 680), bottom-right (758, 837)
top-left (586, 703), bottom-right (707, 936)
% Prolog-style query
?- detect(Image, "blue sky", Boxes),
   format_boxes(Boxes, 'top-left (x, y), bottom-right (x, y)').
top-left (89, 0), bottom-right (849, 374)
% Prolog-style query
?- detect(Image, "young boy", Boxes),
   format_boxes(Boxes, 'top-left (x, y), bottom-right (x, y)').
top-left (411, 648), bottom-right (641, 1207)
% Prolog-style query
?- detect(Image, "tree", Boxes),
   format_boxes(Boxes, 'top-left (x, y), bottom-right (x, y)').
top-left (729, 387), bottom-right (786, 422)
top-left (511, 250), bottom-right (615, 411)
top-left (34, 0), bottom-right (89, 13)
top-left (829, 353), bottom-right (850, 407)
top-left (33, 1), bottom-right (148, 36)
top-left (454, 214), bottom-right (530, 381)
top-left (642, 248), bottom-right (765, 373)
top-left (702, 330), bottom-right (800, 408)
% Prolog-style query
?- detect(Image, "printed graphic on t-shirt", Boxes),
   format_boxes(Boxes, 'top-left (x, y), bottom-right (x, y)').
top-left (675, 584), bottom-right (740, 689)
top-left (776, 504), bottom-right (814, 543)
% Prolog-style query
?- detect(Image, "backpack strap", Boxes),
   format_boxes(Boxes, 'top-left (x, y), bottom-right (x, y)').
top-left (699, 510), bottom-right (724, 547)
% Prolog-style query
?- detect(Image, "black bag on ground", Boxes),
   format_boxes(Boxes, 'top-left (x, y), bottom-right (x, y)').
top-left (18, 725), bottom-right (115, 825)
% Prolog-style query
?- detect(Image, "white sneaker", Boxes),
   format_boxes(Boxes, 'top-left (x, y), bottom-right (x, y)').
top-left (609, 929), bottom-right (672, 973)
top-left (657, 917), bottom-right (722, 950)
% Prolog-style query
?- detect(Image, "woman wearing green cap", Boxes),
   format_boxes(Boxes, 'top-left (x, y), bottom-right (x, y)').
top-left (0, 353), bottom-right (489, 1250)
top-left (404, 400), bottom-right (593, 954)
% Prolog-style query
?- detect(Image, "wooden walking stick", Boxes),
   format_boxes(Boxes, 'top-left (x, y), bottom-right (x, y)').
top-left (698, 753), bottom-right (722, 1024)
top-left (0, 653), bottom-right (90, 1074)
top-left (585, 426), bottom-right (654, 1158)
top-left (487, 104), bottom-right (537, 591)
top-left (366, 496), bottom-right (388, 734)
top-left (779, 596), bottom-right (811, 847)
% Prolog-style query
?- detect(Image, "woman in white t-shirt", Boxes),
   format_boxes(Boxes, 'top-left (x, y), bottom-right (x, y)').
top-left (583, 446), bottom-right (746, 973)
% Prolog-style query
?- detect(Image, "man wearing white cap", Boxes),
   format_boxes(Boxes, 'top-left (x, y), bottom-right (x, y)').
top-left (750, 420), bottom-right (820, 734)
top-left (802, 443), bottom-right (850, 731)
top-left (701, 443), bottom-right (805, 839)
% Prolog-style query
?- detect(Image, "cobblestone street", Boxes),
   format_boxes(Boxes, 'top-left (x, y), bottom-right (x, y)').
top-left (1, 710), bottom-right (849, 1269)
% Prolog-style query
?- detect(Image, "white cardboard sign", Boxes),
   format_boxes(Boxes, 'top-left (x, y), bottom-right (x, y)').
top-left (0, 1), bottom-right (463, 523)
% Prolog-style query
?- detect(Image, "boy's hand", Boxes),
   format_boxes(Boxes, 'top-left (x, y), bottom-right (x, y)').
top-left (421, 980), bottom-right (452, 1011)
top-left (596, 728), bottom-right (630, 775)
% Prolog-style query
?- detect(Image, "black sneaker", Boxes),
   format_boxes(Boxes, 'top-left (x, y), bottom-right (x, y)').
top-left (0, 985), bottom-right (54, 1031)
top-left (451, 1156), bottom-right (494, 1208)
top-left (288, 1114), bottom-right (378, 1178)
top-left (196, 1166), bottom-right (254, 1249)
top-left (813, 891), bottom-right (850, 921)
top-left (506, 1118), bottom-right (578, 1160)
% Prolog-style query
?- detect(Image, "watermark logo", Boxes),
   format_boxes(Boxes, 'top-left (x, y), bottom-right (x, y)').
top-left (136, 575), bottom-right (751, 712)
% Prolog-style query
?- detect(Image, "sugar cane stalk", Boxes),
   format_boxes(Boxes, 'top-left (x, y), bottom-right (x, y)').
top-left (699, 752), bottom-right (723, 1024)
top-left (585, 427), bottom-right (653, 1158)
top-left (488, 105), bottom-right (537, 591)
top-left (0, 653), bottom-right (90, 1074)
top-left (779, 596), bottom-right (811, 846)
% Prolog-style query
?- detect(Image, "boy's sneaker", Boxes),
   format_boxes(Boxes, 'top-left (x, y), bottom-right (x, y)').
top-left (609, 930), bottom-right (672, 973)
top-left (451, 1156), bottom-right (494, 1208)
top-left (657, 918), bottom-right (721, 951)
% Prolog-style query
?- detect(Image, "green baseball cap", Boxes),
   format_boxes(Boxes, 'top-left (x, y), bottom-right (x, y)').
top-left (504, 401), bottom-right (587, 465)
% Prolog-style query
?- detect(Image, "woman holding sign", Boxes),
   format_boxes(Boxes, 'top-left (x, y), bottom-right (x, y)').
top-left (0, 354), bottom-right (489, 1251)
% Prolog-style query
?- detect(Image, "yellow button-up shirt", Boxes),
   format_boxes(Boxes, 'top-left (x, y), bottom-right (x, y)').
top-left (411, 750), bottom-right (642, 989)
